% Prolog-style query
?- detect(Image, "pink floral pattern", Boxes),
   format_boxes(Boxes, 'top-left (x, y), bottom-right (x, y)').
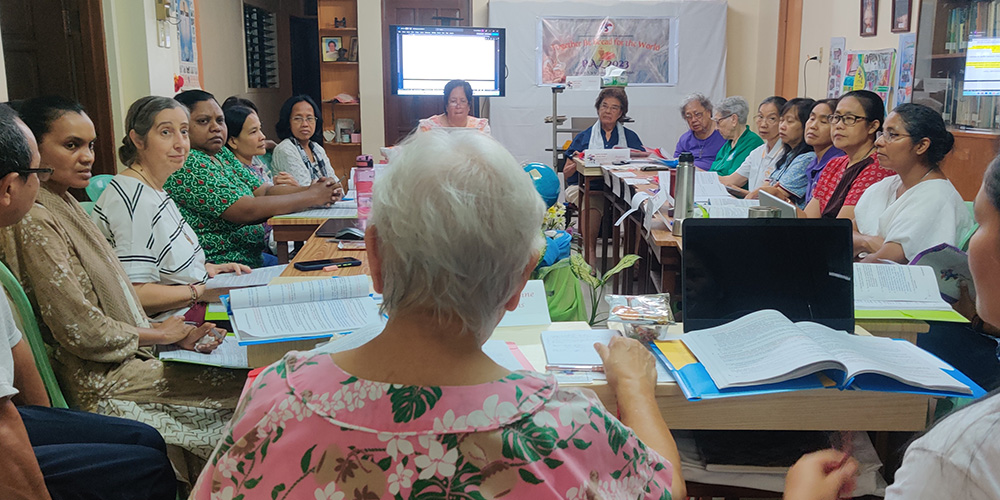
top-left (192, 351), bottom-right (673, 500)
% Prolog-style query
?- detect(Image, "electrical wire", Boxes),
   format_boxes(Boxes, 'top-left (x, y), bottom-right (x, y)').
top-left (803, 56), bottom-right (819, 97)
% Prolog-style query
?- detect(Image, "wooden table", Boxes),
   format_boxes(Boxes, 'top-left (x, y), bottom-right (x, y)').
top-left (268, 216), bottom-right (356, 263)
top-left (570, 157), bottom-right (609, 267)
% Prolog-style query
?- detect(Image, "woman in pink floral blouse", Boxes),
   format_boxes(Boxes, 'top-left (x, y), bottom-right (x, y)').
top-left (192, 129), bottom-right (684, 500)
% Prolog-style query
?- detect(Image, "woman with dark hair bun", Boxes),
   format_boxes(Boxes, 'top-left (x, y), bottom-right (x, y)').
top-left (852, 103), bottom-right (973, 263)
top-left (418, 79), bottom-right (491, 134)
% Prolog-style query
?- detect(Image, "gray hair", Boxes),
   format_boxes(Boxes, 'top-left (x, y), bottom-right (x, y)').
top-left (715, 96), bottom-right (750, 125)
top-left (119, 96), bottom-right (189, 166)
top-left (680, 93), bottom-right (713, 118)
top-left (370, 129), bottom-right (545, 340)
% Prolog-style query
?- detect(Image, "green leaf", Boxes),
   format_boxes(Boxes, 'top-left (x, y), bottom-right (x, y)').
top-left (569, 253), bottom-right (601, 289)
top-left (260, 437), bottom-right (271, 459)
top-left (271, 484), bottom-right (286, 500)
top-left (236, 461), bottom-right (245, 474)
top-left (234, 495), bottom-right (244, 500)
top-left (274, 426), bottom-right (284, 443)
top-left (572, 438), bottom-right (592, 450)
top-left (610, 470), bottom-right (622, 480)
top-left (601, 254), bottom-right (641, 284)
top-left (341, 376), bottom-right (358, 385)
top-left (244, 451), bottom-right (255, 461)
top-left (602, 411), bottom-right (629, 455)
top-left (515, 386), bottom-right (523, 402)
top-left (245, 476), bottom-right (262, 489)
top-left (301, 444), bottom-right (317, 474)
top-left (543, 458), bottom-right (563, 469)
top-left (378, 457), bottom-right (392, 471)
top-left (654, 462), bottom-right (666, 471)
top-left (502, 420), bottom-right (558, 462)
top-left (518, 468), bottom-right (545, 485)
top-left (275, 362), bottom-right (287, 379)
top-left (387, 385), bottom-right (443, 423)
top-left (556, 440), bottom-right (568, 449)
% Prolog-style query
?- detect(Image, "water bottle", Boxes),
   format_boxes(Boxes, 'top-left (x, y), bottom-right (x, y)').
top-left (672, 151), bottom-right (695, 236)
top-left (355, 155), bottom-right (374, 218)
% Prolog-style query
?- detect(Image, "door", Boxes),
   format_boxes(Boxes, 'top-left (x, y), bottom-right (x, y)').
top-left (381, 0), bottom-right (471, 146)
top-left (290, 15), bottom-right (321, 105)
top-left (1, 0), bottom-right (116, 177)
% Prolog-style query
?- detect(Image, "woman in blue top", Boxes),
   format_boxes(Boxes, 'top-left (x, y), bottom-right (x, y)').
top-left (748, 98), bottom-right (817, 208)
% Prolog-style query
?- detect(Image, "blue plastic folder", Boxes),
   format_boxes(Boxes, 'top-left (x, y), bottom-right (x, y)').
top-left (650, 339), bottom-right (986, 402)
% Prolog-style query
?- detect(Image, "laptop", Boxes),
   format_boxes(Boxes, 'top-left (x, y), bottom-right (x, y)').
top-left (759, 190), bottom-right (798, 218)
top-left (681, 218), bottom-right (854, 333)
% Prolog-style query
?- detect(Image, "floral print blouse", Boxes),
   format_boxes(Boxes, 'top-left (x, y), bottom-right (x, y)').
top-left (192, 351), bottom-right (673, 500)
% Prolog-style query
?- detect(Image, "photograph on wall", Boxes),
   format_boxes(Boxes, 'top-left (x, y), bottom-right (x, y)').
top-left (892, 0), bottom-right (912, 32)
top-left (177, 0), bottom-right (200, 89)
top-left (842, 49), bottom-right (897, 107)
top-left (538, 16), bottom-right (679, 86)
top-left (827, 37), bottom-right (847, 98)
top-left (322, 36), bottom-right (342, 62)
top-left (861, 0), bottom-right (878, 37)
top-left (894, 33), bottom-right (917, 108)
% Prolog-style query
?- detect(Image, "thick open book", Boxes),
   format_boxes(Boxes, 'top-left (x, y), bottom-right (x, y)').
top-left (226, 275), bottom-right (379, 345)
top-left (678, 309), bottom-right (974, 396)
top-left (854, 263), bottom-right (966, 321)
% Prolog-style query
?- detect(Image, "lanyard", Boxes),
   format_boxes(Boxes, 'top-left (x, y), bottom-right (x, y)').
top-left (293, 140), bottom-right (328, 180)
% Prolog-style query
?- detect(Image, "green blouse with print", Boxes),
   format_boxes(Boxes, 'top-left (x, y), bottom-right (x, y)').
top-left (165, 147), bottom-right (265, 267)
top-left (709, 125), bottom-right (764, 176)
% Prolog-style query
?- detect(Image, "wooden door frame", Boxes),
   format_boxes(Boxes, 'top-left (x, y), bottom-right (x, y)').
top-left (775, 0), bottom-right (803, 98)
top-left (76, 0), bottom-right (116, 176)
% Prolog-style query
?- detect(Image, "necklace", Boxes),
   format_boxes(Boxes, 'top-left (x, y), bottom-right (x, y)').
top-left (128, 165), bottom-right (161, 191)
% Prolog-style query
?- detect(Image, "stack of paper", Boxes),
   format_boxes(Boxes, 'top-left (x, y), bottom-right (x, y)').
top-left (158, 335), bottom-right (249, 369)
top-left (694, 171), bottom-right (731, 203)
top-left (854, 263), bottom-right (967, 321)
top-left (704, 197), bottom-right (759, 218)
top-left (205, 265), bottom-right (287, 289)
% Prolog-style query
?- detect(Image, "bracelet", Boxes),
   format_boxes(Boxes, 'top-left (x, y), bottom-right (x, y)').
top-left (187, 283), bottom-right (199, 307)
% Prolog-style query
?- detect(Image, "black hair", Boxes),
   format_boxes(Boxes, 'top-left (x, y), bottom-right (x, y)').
top-left (275, 95), bottom-right (323, 143)
top-left (595, 87), bottom-right (630, 123)
top-left (775, 98), bottom-right (816, 168)
top-left (891, 103), bottom-right (955, 168)
top-left (221, 96), bottom-right (259, 114)
top-left (0, 104), bottom-right (33, 178)
top-left (759, 96), bottom-right (788, 112)
top-left (839, 89), bottom-right (884, 133)
top-left (224, 105), bottom-right (257, 146)
top-left (174, 89), bottom-right (217, 111)
top-left (812, 98), bottom-right (839, 114)
top-left (986, 154), bottom-right (1000, 214)
top-left (13, 95), bottom-right (86, 142)
top-left (443, 80), bottom-right (474, 114)
top-left (119, 96), bottom-right (188, 167)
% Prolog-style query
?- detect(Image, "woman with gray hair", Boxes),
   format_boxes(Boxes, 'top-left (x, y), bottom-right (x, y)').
top-left (709, 96), bottom-right (764, 176)
top-left (674, 93), bottom-right (727, 169)
top-left (192, 129), bottom-right (685, 500)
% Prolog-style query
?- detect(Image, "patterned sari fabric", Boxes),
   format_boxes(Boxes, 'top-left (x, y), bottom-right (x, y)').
top-left (193, 351), bottom-right (673, 500)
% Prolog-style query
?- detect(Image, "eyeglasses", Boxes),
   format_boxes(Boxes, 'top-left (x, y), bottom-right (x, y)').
top-left (828, 113), bottom-right (868, 126)
top-left (712, 113), bottom-right (735, 125)
top-left (756, 114), bottom-right (779, 125)
top-left (291, 116), bottom-right (316, 124)
top-left (684, 111), bottom-right (705, 121)
top-left (599, 103), bottom-right (622, 112)
top-left (16, 167), bottom-right (53, 182)
top-left (448, 99), bottom-right (469, 107)
top-left (877, 130), bottom-right (911, 142)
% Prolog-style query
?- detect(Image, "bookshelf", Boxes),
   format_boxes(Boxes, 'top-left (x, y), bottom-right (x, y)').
top-left (915, 0), bottom-right (1000, 199)
top-left (318, 0), bottom-right (362, 183)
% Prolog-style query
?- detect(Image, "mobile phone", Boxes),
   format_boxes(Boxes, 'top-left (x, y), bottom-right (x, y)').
top-left (293, 257), bottom-right (362, 271)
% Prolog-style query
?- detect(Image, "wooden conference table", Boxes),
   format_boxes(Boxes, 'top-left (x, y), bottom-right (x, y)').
top-left (268, 215), bottom-right (356, 263)
top-left (262, 228), bottom-right (935, 432)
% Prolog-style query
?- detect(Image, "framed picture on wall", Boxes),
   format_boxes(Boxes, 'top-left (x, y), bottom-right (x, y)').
top-left (861, 0), bottom-right (878, 37)
top-left (892, 0), bottom-right (912, 32)
top-left (349, 36), bottom-right (359, 62)
top-left (321, 36), bottom-right (342, 62)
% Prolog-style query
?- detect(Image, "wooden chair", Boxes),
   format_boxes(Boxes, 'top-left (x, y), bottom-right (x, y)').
top-left (0, 260), bottom-right (68, 408)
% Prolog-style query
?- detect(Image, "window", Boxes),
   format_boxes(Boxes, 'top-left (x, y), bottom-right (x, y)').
top-left (244, 4), bottom-right (279, 89)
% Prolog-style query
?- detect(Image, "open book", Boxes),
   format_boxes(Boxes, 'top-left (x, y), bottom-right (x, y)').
top-left (678, 309), bottom-right (975, 396)
top-left (854, 263), bottom-right (966, 321)
top-left (226, 275), bottom-right (379, 344)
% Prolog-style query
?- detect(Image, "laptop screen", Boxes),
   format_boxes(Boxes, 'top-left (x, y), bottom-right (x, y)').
top-left (681, 218), bottom-right (854, 333)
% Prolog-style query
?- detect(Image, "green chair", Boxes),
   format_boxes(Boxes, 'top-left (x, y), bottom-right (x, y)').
top-left (0, 260), bottom-right (68, 408)
top-left (959, 201), bottom-right (978, 251)
top-left (79, 201), bottom-right (96, 215)
top-left (85, 174), bottom-right (115, 202)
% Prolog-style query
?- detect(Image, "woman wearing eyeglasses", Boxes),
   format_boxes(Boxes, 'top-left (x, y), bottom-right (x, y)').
top-left (748, 98), bottom-right (817, 207)
top-left (800, 90), bottom-right (894, 219)
top-left (720, 96), bottom-right (786, 195)
top-left (271, 95), bottom-right (341, 187)
top-left (852, 103), bottom-right (972, 263)
top-left (708, 96), bottom-right (763, 176)
top-left (417, 80), bottom-right (491, 134)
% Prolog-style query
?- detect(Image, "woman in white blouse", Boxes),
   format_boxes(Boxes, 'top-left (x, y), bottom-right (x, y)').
top-left (720, 96), bottom-right (786, 196)
top-left (269, 95), bottom-right (341, 187)
top-left (92, 96), bottom-right (250, 317)
top-left (853, 103), bottom-right (973, 263)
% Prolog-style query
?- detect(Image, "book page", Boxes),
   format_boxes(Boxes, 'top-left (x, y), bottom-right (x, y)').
top-left (706, 205), bottom-right (749, 218)
top-left (706, 197), bottom-right (760, 207)
top-left (158, 335), bottom-right (249, 369)
top-left (541, 330), bottom-right (618, 368)
top-left (680, 310), bottom-right (842, 388)
top-left (798, 323), bottom-right (968, 393)
top-left (271, 206), bottom-right (357, 219)
top-left (694, 171), bottom-right (731, 202)
top-left (205, 265), bottom-right (288, 289)
top-left (909, 243), bottom-right (973, 302)
top-left (233, 296), bottom-right (379, 339)
top-left (854, 264), bottom-right (951, 310)
top-left (229, 275), bottom-right (369, 309)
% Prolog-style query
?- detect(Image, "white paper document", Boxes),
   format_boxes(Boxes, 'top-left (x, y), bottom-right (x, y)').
top-left (694, 171), bottom-right (731, 203)
top-left (309, 321), bottom-right (386, 354)
top-left (158, 335), bottom-right (249, 369)
top-left (272, 206), bottom-right (357, 219)
top-left (854, 264), bottom-right (951, 311)
top-left (541, 329), bottom-right (619, 369)
top-left (205, 265), bottom-right (288, 289)
top-left (497, 280), bottom-right (552, 327)
top-left (482, 340), bottom-right (535, 371)
top-left (229, 276), bottom-right (370, 309)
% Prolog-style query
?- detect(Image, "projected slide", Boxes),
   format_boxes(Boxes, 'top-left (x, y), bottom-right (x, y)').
top-left (391, 26), bottom-right (505, 96)
top-left (964, 38), bottom-right (1000, 96)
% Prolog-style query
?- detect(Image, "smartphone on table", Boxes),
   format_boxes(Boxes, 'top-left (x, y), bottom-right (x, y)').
top-left (293, 257), bottom-right (362, 271)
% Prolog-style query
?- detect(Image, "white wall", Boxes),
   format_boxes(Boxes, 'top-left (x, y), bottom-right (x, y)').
top-left (0, 24), bottom-right (7, 102)
top-left (799, 0), bottom-right (920, 99)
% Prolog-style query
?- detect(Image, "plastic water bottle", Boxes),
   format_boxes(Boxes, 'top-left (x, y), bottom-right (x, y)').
top-left (355, 155), bottom-right (374, 218)
top-left (672, 151), bottom-right (695, 236)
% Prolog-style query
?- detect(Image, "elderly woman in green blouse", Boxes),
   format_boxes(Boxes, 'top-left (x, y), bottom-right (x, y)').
top-left (709, 96), bottom-right (764, 176)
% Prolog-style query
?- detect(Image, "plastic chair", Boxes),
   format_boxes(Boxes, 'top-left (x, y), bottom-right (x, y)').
top-left (959, 201), bottom-right (978, 251)
top-left (79, 201), bottom-right (95, 215)
top-left (0, 260), bottom-right (68, 408)
top-left (85, 174), bottom-right (114, 201)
